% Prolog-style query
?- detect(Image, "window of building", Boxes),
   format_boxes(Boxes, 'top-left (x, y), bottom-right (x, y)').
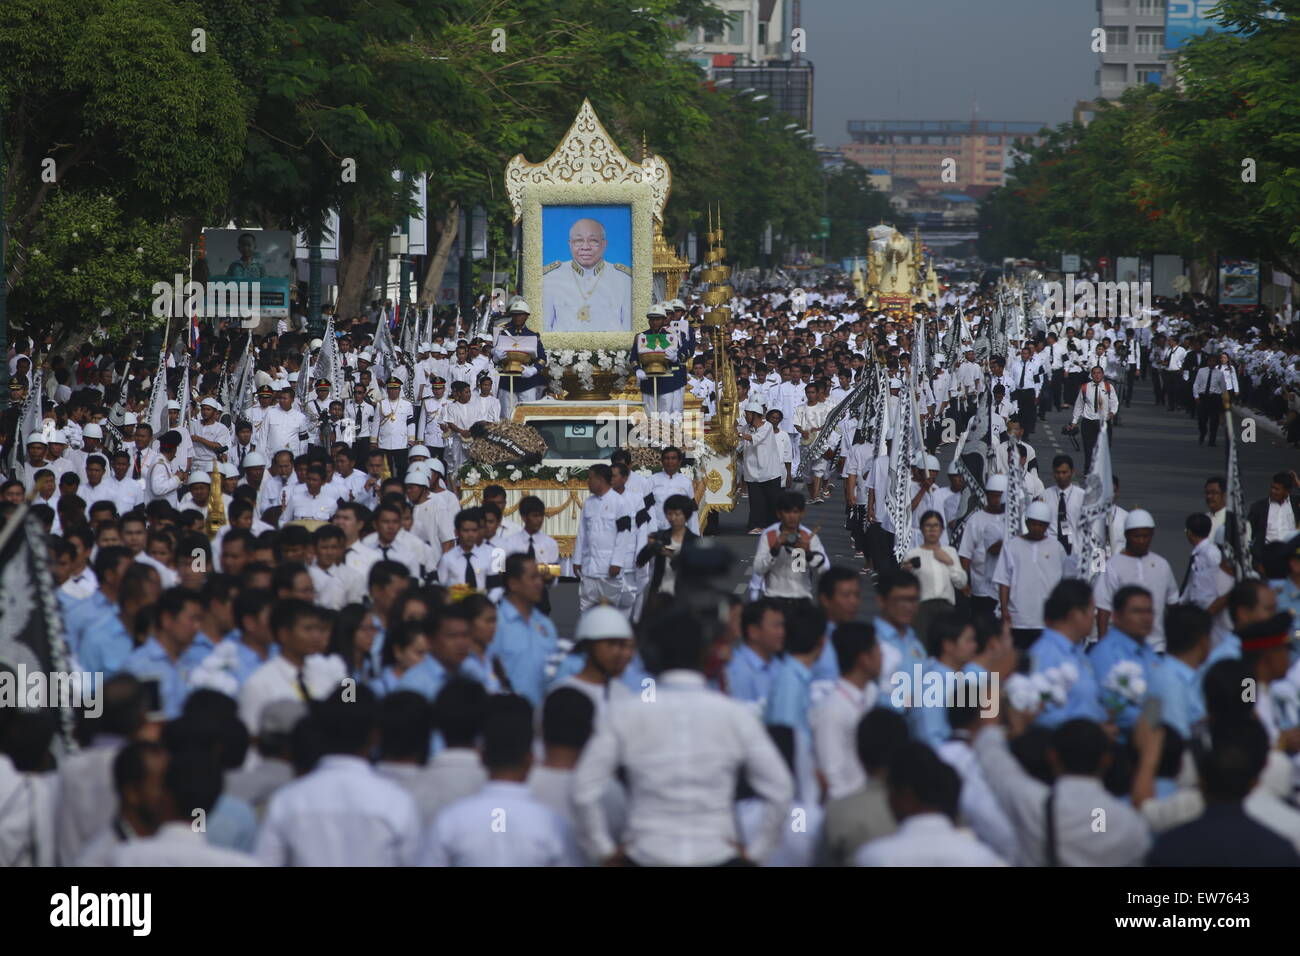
top-left (985, 162), bottom-right (1001, 171)
top-left (1138, 66), bottom-right (1164, 84)
top-left (727, 11), bottom-right (746, 46)
top-left (1137, 0), bottom-right (1165, 14)
top-left (1135, 29), bottom-right (1164, 52)
top-left (1105, 27), bottom-right (1128, 51)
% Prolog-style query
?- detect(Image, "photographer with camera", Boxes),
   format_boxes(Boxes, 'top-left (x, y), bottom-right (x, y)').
top-left (753, 491), bottom-right (828, 601)
top-left (1069, 365), bottom-right (1118, 474)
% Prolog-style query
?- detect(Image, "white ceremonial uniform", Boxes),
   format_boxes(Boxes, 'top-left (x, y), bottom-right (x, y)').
top-left (259, 405), bottom-right (310, 457)
top-left (543, 259), bottom-right (632, 332)
top-left (648, 469), bottom-right (698, 534)
top-left (255, 755), bottom-right (422, 867)
top-left (343, 400), bottom-right (376, 442)
top-left (372, 398), bottom-right (415, 450)
top-left (436, 545), bottom-right (494, 589)
top-left (420, 781), bottom-right (583, 867)
top-left (146, 457), bottom-right (182, 503)
top-left (420, 396), bottom-right (447, 449)
top-left (574, 489), bottom-right (636, 612)
top-left (502, 529), bottom-right (560, 565)
top-left (1179, 537), bottom-right (1223, 611)
top-left (1041, 483), bottom-right (1084, 551)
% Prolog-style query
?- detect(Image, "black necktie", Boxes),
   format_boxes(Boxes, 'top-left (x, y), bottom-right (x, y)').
top-left (464, 553), bottom-right (477, 588)
top-left (381, 545), bottom-right (391, 560)
top-left (1181, 553), bottom-right (1194, 594)
top-left (355, 404), bottom-right (362, 428)
top-left (1057, 492), bottom-right (1071, 553)
top-left (134, 449), bottom-right (142, 479)
top-left (1094, 384), bottom-right (1100, 412)
top-left (1019, 363), bottom-right (1026, 389)
top-left (527, 535), bottom-right (536, 558)
top-left (297, 669), bottom-right (312, 701)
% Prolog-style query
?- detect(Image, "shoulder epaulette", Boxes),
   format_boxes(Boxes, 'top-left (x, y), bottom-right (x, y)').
top-left (615, 263), bottom-right (632, 276)
top-left (543, 261), bottom-right (562, 275)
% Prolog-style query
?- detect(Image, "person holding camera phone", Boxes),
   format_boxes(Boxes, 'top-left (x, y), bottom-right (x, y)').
top-left (636, 494), bottom-right (698, 597)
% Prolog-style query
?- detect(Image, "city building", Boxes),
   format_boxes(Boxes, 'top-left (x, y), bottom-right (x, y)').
top-left (1096, 0), bottom-right (1175, 100)
top-left (675, 0), bottom-right (789, 69)
top-left (841, 120), bottom-right (1043, 191)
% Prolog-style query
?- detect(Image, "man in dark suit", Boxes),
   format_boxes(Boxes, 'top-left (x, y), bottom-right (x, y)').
top-left (1247, 471), bottom-right (1300, 569)
top-left (1148, 718), bottom-right (1300, 866)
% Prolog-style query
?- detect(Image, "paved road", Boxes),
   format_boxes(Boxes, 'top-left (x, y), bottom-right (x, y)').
top-left (546, 377), bottom-right (1298, 635)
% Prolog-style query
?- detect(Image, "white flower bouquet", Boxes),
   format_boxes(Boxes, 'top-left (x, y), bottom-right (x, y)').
top-left (1101, 659), bottom-right (1147, 716)
top-left (1005, 663), bottom-right (1078, 713)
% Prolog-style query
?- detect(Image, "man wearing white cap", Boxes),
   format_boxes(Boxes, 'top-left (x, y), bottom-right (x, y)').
top-left (492, 301), bottom-right (547, 418)
top-left (993, 499), bottom-right (1071, 649)
top-left (191, 397), bottom-right (232, 468)
top-left (547, 606), bottom-right (635, 726)
top-left (739, 401), bottom-right (783, 533)
top-left (1093, 509), bottom-right (1178, 652)
top-left (633, 305), bottom-right (684, 417)
top-left (958, 473), bottom-right (1008, 623)
top-left (179, 468), bottom-right (222, 526)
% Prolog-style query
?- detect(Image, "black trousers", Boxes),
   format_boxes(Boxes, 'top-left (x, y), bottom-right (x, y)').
top-left (866, 523), bottom-right (897, 576)
top-left (970, 595), bottom-right (999, 627)
top-left (1038, 379), bottom-right (1053, 419)
top-left (1050, 371), bottom-right (1065, 411)
top-left (1152, 367), bottom-right (1165, 405)
top-left (384, 446), bottom-right (409, 479)
top-left (1012, 389), bottom-right (1037, 435)
top-left (1080, 417), bottom-right (1103, 474)
top-left (1012, 627), bottom-right (1042, 651)
top-left (747, 477), bottom-right (781, 530)
top-left (1197, 394), bottom-right (1222, 443)
top-left (1164, 371), bottom-right (1181, 410)
top-left (1064, 372), bottom-right (1086, 409)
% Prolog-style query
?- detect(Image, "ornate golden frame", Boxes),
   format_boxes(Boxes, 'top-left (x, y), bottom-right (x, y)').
top-left (505, 100), bottom-right (671, 354)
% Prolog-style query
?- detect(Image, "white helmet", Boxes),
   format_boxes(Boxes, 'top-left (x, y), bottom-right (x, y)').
top-left (242, 452), bottom-right (268, 469)
top-left (575, 606), bottom-right (633, 643)
top-left (985, 474), bottom-right (1008, 493)
top-left (924, 454), bottom-right (940, 473)
top-left (404, 467), bottom-right (430, 486)
top-left (409, 444), bottom-right (431, 459)
top-left (646, 304), bottom-right (668, 319)
top-left (508, 299), bottom-right (532, 315)
top-left (82, 423), bottom-right (103, 439)
top-left (187, 469), bottom-right (211, 484)
top-left (1025, 501), bottom-right (1052, 523)
top-left (1124, 508), bottom-right (1155, 531)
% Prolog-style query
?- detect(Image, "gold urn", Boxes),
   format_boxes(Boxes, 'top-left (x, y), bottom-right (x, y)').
top-left (501, 350), bottom-right (532, 376)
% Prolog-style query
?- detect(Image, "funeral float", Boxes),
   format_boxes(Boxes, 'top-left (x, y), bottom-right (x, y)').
top-left (864, 224), bottom-right (941, 316)
top-left (456, 100), bottom-right (739, 554)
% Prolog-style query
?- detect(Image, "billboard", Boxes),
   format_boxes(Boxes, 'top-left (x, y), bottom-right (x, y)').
top-left (203, 228), bottom-right (294, 319)
top-left (1218, 257), bottom-right (1260, 310)
top-left (1166, 1), bottom-right (1284, 49)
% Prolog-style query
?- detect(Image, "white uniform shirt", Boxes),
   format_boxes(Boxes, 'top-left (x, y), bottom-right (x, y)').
top-left (255, 755), bottom-right (422, 867)
top-left (543, 259), bottom-right (632, 332)
top-left (372, 398), bottom-right (416, 450)
top-left (572, 669), bottom-right (794, 866)
top-left (574, 490), bottom-right (635, 576)
top-left (854, 813), bottom-right (1006, 867)
top-left (111, 822), bottom-right (259, 866)
top-left (992, 535), bottom-right (1068, 629)
top-left (1094, 550), bottom-right (1179, 651)
top-left (420, 781), bottom-right (583, 867)
top-left (809, 677), bottom-right (876, 800)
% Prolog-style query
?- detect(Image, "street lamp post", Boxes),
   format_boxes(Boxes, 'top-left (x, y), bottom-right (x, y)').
top-left (0, 110), bottom-right (8, 409)
top-left (307, 217), bottom-right (323, 338)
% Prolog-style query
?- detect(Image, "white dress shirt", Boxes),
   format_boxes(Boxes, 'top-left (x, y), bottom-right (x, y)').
top-left (1266, 499), bottom-right (1298, 544)
top-left (1071, 380), bottom-right (1119, 423)
top-left (740, 421), bottom-right (784, 483)
top-left (854, 812), bottom-right (1006, 867)
top-left (436, 545), bottom-right (494, 589)
top-left (809, 678), bottom-right (876, 800)
top-left (753, 524), bottom-right (828, 599)
top-left (111, 822), bottom-right (259, 866)
top-left (1179, 537), bottom-right (1223, 610)
top-left (574, 490), bottom-right (635, 576)
top-left (572, 670), bottom-right (794, 866)
top-left (255, 754), bottom-right (422, 866)
top-left (420, 780), bottom-right (583, 867)
top-left (903, 546), bottom-right (967, 604)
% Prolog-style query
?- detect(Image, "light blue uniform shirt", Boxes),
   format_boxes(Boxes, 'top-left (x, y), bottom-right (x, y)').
top-left (79, 609), bottom-right (134, 679)
top-left (1273, 579), bottom-right (1300, 661)
top-left (370, 666), bottom-right (405, 698)
top-left (1149, 655), bottom-right (1205, 739)
top-left (63, 590), bottom-right (111, 656)
top-left (208, 793), bottom-right (257, 852)
top-left (1027, 628), bottom-right (1105, 728)
top-left (908, 658), bottom-right (959, 748)
top-left (488, 600), bottom-right (560, 707)
top-left (875, 616), bottom-right (927, 713)
top-left (1200, 632), bottom-right (1241, 686)
top-left (121, 636), bottom-right (192, 719)
top-left (396, 655), bottom-right (454, 702)
top-left (726, 644), bottom-right (781, 706)
top-left (764, 656), bottom-right (814, 731)
top-left (181, 631), bottom-right (218, 671)
top-left (1088, 628), bottom-right (1159, 734)
top-left (812, 629), bottom-right (841, 682)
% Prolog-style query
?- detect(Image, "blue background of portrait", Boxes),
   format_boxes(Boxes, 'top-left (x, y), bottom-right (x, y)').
top-left (541, 204), bottom-right (632, 268)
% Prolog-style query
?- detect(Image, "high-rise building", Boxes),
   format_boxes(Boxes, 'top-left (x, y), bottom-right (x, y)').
top-left (1096, 0), bottom-right (1175, 100)
top-left (841, 120), bottom-right (1043, 191)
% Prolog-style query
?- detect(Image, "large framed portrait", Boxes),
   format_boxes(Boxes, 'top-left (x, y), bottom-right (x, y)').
top-left (541, 204), bottom-right (633, 333)
top-left (506, 100), bottom-right (671, 352)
